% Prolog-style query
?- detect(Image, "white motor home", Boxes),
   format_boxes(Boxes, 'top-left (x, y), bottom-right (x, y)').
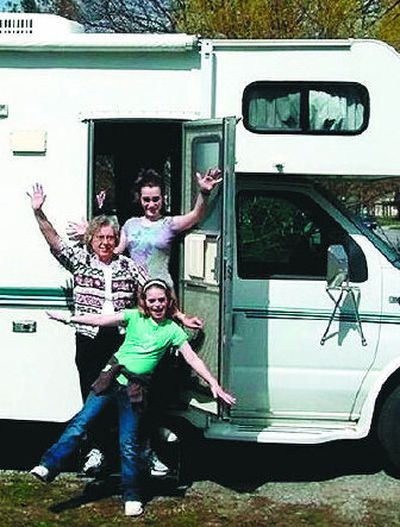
top-left (2, 13), bottom-right (400, 468)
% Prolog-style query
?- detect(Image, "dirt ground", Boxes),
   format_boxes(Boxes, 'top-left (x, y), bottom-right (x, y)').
top-left (2, 437), bottom-right (400, 526)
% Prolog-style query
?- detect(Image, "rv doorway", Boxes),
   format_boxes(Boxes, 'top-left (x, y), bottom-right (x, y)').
top-left (90, 120), bottom-right (183, 284)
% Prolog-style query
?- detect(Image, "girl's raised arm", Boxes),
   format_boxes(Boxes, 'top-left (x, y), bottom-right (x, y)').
top-left (172, 168), bottom-right (222, 233)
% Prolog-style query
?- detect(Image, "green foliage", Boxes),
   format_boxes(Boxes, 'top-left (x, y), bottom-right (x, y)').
top-left (173, 0), bottom-right (372, 39)
top-left (2, 0), bottom-right (400, 51)
top-left (173, 0), bottom-right (400, 49)
top-left (375, 0), bottom-right (400, 50)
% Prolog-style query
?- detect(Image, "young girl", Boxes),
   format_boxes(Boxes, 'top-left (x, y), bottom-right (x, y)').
top-left (30, 279), bottom-right (235, 517)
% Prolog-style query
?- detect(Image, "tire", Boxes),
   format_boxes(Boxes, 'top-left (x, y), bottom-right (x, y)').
top-left (377, 385), bottom-right (400, 472)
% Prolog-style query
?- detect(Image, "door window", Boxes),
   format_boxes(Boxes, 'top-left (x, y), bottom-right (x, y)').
top-left (236, 190), bottom-right (367, 281)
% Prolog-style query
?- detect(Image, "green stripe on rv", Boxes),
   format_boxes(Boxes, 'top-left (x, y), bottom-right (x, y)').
top-left (235, 307), bottom-right (396, 325)
top-left (0, 287), bottom-right (69, 307)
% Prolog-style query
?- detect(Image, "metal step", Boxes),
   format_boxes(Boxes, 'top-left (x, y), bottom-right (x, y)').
top-left (204, 420), bottom-right (362, 444)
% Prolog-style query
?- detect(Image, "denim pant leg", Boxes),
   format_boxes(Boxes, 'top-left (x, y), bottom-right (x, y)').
top-left (40, 390), bottom-right (113, 477)
top-left (117, 387), bottom-right (144, 502)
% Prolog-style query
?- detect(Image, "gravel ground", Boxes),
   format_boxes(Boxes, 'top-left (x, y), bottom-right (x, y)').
top-left (1, 437), bottom-right (400, 526)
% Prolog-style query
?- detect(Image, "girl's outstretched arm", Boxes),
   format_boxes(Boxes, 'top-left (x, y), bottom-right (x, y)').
top-left (178, 341), bottom-right (236, 406)
top-left (47, 311), bottom-right (124, 327)
top-left (172, 168), bottom-right (222, 232)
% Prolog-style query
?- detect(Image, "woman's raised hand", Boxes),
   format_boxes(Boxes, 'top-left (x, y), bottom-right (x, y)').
top-left (196, 168), bottom-right (222, 194)
top-left (66, 218), bottom-right (88, 242)
top-left (27, 183), bottom-right (46, 211)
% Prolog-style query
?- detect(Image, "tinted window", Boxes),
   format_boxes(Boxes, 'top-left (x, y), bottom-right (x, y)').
top-left (243, 82), bottom-right (369, 135)
top-left (236, 190), bottom-right (367, 281)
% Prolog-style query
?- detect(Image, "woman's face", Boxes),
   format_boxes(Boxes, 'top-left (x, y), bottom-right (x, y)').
top-left (140, 185), bottom-right (163, 220)
top-left (91, 225), bottom-right (117, 263)
top-left (144, 286), bottom-right (169, 321)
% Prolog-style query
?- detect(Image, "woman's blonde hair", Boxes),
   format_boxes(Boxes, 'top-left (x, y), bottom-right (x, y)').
top-left (84, 215), bottom-right (120, 251)
top-left (138, 279), bottom-right (177, 319)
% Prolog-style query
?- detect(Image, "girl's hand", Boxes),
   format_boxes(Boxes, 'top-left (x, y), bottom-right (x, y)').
top-left (46, 311), bottom-right (70, 324)
top-left (181, 314), bottom-right (204, 330)
top-left (66, 218), bottom-right (88, 241)
top-left (196, 168), bottom-right (222, 194)
top-left (27, 183), bottom-right (46, 211)
top-left (210, 381), bottom-right (236, 406)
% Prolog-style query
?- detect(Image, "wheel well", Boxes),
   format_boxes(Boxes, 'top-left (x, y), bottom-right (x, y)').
top-left (370, 368), bottom-right (400, 434)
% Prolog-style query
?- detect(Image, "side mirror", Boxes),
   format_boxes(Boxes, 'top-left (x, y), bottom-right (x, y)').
top-left (326, 244), bottom-right (349, 289)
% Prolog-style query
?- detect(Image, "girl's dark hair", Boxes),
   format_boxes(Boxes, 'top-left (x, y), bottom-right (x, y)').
top-left (135, 168), bottom-right (165, 196)
top-left (138, 279), bottom-right (177, 319)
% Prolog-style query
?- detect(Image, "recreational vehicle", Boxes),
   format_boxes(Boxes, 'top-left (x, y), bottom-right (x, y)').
top-left (2, 13), bottom-right (400, 469)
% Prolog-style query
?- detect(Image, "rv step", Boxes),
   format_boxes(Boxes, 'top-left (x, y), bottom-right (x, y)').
top-left (204, 421), bottom-right (361, 444)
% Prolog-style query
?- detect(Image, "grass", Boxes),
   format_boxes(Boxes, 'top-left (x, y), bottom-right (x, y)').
top-left (0, 471), bottom-right (399, 527)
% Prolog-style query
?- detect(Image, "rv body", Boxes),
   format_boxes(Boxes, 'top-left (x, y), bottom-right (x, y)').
top-left (2, 14), bottom-right (400, 464)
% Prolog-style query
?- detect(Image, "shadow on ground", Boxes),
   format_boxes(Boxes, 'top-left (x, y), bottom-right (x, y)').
top-left (185, 437), bottom-right (387, 492)
top-left (0, 419), bottom-right (392, 501)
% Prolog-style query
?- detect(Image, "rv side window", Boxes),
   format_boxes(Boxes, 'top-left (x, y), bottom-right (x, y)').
top-left (243, 82), bottom-right (369, 135)
top-left (236, 190), bottom-right (367, 281)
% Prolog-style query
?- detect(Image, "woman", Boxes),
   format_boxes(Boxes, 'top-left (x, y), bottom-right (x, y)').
top-left (118, 168), bottom-right (221, 287)
top-left (68, 167), bottom-right (221, 289)
top-left (30, 279), bottom-right (235, 517)
top-left (28, 183), bottom-right (147, 399)
top-left (28, 183), bottom-right (148, 475)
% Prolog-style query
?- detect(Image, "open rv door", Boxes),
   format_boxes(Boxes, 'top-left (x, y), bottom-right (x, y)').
top-left (179, 117), bottom-right (236, 418)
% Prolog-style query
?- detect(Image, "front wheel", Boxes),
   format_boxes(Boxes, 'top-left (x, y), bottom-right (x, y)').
top-left (377, 385), bottom-right (400, 472)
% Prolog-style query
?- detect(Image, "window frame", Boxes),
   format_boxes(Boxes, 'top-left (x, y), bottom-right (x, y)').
top-left (242, 81), bottom-right (370, 136)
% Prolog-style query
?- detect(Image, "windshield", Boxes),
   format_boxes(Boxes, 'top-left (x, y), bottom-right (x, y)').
top-left (315, 178), bottom-right (400, 266)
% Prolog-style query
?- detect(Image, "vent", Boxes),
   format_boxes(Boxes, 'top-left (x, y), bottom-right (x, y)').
top-left (0, 16), bottom-right (33, 35)
top-left (0, 14), bottom-right (84, 37)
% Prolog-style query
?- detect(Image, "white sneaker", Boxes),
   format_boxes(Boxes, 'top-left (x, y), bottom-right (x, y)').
top-left (150, 452), bottom-right (170, 477)
top-left (30, 465), bottom-right (49, 483)
top-left (124, 500), bottom-right (144, 516)
top-left (159, 427), bottom-right (178, 443)
top-left (82, 448), bottom-right (104, 475)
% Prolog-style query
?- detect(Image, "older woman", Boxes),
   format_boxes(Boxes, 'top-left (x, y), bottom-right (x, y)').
top-left (28, 183), bottom-right (148, 474)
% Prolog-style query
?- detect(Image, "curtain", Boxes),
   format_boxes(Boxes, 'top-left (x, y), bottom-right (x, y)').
top-left (248, 89), bottom-right (301, 130)
top-left (309, 89), bottom-right (364, 131)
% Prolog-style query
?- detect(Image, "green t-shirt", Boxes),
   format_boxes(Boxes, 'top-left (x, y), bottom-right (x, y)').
top-left (114, 309), bottom-right (188, 383)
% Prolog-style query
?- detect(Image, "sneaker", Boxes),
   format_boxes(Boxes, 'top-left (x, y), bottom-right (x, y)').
top-left (30, 465), bottom-right (49, 483)
top-left (124, 500), bottom-right (144, 516)
top-left (82, 448), bottom-right (104, 476)
top-left (159, 427), bottom-right (178, 443)
top-left (150, 452), bottom-right (170, 477)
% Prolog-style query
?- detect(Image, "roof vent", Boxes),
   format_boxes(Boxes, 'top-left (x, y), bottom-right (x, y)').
top-left (0, 13), bottom-right (84, 36)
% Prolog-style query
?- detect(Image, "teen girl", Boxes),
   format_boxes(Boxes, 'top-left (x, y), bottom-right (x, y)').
top-left (30, 279), bottom-right (235, 517)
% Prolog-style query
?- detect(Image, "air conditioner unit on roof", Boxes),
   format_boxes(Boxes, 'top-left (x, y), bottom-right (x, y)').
top-left (0, 13), bottom-right (84, 36)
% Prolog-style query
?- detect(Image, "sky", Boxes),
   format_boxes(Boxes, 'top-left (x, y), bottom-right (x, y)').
top-left (0, 1), bottom-right (21, 10)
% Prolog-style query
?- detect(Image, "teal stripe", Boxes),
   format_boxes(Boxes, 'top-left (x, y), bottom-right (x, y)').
top-left (0, 287), bottom-right (70, 308)
top-left (0, 287), bottom-right (66, 297)
top-left (235, 307), bottom-right (391, 325)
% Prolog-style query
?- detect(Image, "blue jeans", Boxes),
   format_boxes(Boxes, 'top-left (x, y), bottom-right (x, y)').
top-left (40, 383), bottom-right (145, 501)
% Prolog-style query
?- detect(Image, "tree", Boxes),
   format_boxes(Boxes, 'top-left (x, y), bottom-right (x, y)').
top-left (173, 0), bottom-right (386, 39)
top-left (3, 0), bottom-right (400, 52)
top-left (12, 0), bottom-right (176, 32)
top-left (375, 0), bottom-right (400, 49)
